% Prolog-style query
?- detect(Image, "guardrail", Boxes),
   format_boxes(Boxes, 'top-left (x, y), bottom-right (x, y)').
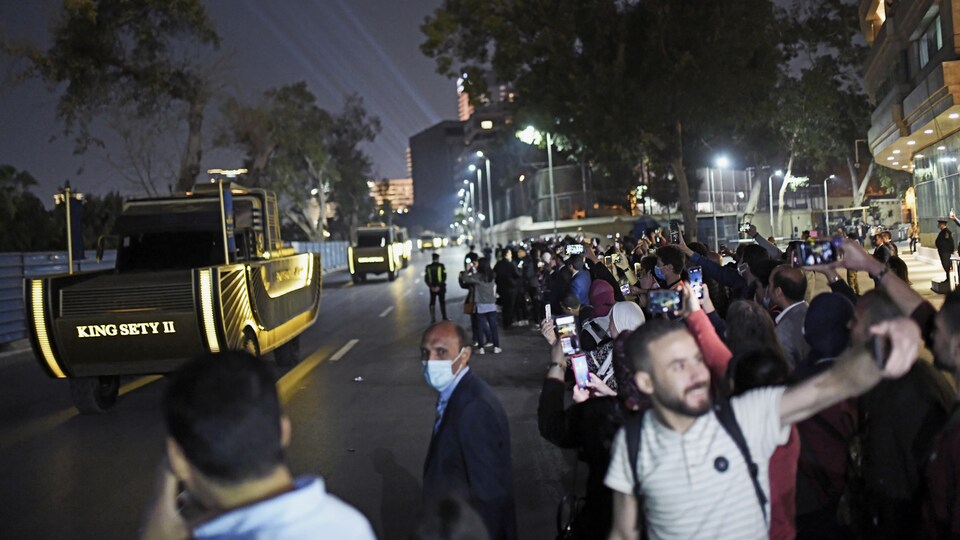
top-left (0, 251), bottom-right (118, 346)
top-left (291, 241), bottom-right (349, 272)
top-left (0, 243), bottom-right (349, 347)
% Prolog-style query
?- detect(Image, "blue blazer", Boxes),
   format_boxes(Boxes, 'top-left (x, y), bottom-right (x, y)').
top-left (423, 370), bottom-right (517, 540)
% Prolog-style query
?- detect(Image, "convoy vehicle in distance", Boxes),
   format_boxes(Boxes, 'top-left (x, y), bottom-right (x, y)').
top-left (348, 223), bottom-right (411, 283)
top-left (417, 231), bottom-right (446, 252)
top-left (25, 181), bottom-right (322, 413)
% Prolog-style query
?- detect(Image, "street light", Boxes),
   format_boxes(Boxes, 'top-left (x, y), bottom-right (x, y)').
top-left (476, 151), bottom-right (494, 228)
top-left (711, 155), bottom-right (731, 252)
top-left (769, 170), bottom-right (783, 238)
top-left (823, 174), bottom-right (836, 232)
top-left (516, 126), bottom-right (557, 234)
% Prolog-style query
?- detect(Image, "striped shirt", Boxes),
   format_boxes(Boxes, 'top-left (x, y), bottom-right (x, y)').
top-left (605, 387), bottom-right (789, 540)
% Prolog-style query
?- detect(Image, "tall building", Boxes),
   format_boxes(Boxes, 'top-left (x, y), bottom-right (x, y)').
top-left (368, 178), bottom-right (414, 212)
top-left (860, 0), bottom-right (958, 243)
top-left (409, 120), bottom-right (466, 231)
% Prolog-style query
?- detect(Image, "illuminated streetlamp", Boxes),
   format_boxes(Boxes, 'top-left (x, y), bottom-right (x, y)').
top-left (711, 155), bottom-right (731, 252)
top-left (769, 170), bottom-right (783, 237)
top-left (516, 126), bottom-right (556, 234)
top-left (823, 174), bottom-right (836, 232)
top-left (476, 151), bottom-right (494, 228)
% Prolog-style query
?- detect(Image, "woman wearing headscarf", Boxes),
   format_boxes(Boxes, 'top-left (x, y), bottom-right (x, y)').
top-left (536, 301), bottom-right (647, 539)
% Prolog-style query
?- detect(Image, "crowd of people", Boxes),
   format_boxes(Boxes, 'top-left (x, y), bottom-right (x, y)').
top-left (139, 220), bottom-right (960, 540)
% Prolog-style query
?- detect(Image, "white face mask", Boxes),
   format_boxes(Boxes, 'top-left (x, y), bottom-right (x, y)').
top-left (422, 348), bottom-right (466, 392)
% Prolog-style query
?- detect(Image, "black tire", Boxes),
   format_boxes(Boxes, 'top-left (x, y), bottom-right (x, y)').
top-left (351, 273), bottom-right (361, 284)
top-left (387, 270), bottom-right (396, 281)
top-left (69, 376), bottom-right (120, 414)
top-left (274, 336), bottom-right (301, 367)
top-left (242, 332), bottom-right (260, 358)
top-left (359, 273), bottom-right (367, 282)
top-left (402, 257), bottom-right (409, 269)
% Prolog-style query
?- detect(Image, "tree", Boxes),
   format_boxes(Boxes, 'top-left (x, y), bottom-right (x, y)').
top-left (772, 0), bottom-right (874, 233)
top-left (422, 0), bottom-right (782, 240)
top-left (14, 0), bottom-right (220, 191)
top-left (0, 165), bottom-right (56, 251)
top-left (325, 94), bottom-right (380, 236)
top-left (219, 86), bottom-right (380, 241)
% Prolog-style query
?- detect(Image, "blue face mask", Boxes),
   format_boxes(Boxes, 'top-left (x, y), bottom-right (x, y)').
top-left (423, 348), bottom-right (465, 392)
top-left (654, 266), bottom-right (666, 281)
top-left (762, 295), bottom-right (771, 307)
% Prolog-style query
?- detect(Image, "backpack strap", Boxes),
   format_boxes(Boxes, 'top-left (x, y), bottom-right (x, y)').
top-left (625, 409), bottom-right (646, 531)
top-left (713, 396), bottom-right (769, 521)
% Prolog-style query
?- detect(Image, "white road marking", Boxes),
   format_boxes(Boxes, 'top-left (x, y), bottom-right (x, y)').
top-left (277, 345), bottom-right (335, 403)
top-left (329, 339), bottom-right (359, 362)
top-left (379, 306), bottom-right (395, 318)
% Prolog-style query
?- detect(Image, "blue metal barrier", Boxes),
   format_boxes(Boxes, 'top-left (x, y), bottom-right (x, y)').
top-left (290, 241), bottom-right (349, 272)
top-left (0, 244), bottom-right (347, 346)
top-left (0, 251), bottom-right (117, 346)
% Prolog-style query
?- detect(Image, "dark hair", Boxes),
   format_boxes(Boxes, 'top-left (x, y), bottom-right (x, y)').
top-left (476, 257), bottom-right (495, 281)
top-left (639, 254), bottom-right (659, 274)
top-left (163, 351), bottom-right (284, 483)
top-left (569, 254), bottom-right (585, 271)
top-left (750, 259), bottom-right (780, 289)
top-left (723, 300), bottom-right (784, 359)
top-left (561, 293), bottom-right (582, 311)
top-left (888, 256), bottom-right (909, 284)
top-left (612, 330), bottom-right (648, 411)
top-left (727, 347), bottom-right (789, 395)
top-left (432, 252), bottom-right (440, 260)
top-left (857, 288), bottom-right (903, 327)
top-left (656, 245), bottom-right (685, 273)
top-left (410, 496), bottom-right (489, 540)
top-left (687, 242), bottom-right (709, 258)
top-left (772, 265), bottom-right (807, 302)
top-left (624, 319), bottom-right (687, 372)
top-left (941, 290), bottom-right (960, 335)
top-left (740, 244), bottom-right (769, 268)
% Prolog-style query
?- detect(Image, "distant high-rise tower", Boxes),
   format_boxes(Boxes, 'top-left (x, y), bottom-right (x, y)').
top-left (457, 75), bottom-right (474, 121)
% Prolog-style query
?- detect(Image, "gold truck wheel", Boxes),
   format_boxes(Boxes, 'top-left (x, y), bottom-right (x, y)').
top-left (69, 376), bottom-right (120, 414)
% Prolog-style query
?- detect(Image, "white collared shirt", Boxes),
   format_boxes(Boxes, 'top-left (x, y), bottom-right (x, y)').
top-left (775, 301), bottom-right (806, 325)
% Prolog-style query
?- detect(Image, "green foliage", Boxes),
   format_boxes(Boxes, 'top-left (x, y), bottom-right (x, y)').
top-left (18, 0), bottom-right (220, 190)
top-left (422, 0), bottom-right (782, 237)
top-left (219, 85), bottom-right (380, 240)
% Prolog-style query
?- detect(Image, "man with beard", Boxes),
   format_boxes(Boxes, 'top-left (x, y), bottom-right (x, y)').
top-left (605, 313), bottom-right (921, 540)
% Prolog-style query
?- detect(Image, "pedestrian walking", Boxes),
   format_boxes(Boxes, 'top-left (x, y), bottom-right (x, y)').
top-left (425, 252), bottom-right (447, 323)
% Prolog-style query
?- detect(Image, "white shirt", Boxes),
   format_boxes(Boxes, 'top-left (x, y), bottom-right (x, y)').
top-left (605, 387), bottom-right (790, 540)
top-left (193, 476), bottom-right (376, 540)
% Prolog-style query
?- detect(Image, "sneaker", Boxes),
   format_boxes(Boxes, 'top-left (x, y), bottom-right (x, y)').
top-left (493, 347), bottom-right (502, 354)
top-left (477, 347), bottom-right (485, 355)
top-left (472, 342), bottom-right (480, 348)
top-left (483, 343), bottom-right (493, 348)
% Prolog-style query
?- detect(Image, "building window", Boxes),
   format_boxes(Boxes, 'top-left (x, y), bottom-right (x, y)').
top-left (919, 15), bottom-right (942, 69)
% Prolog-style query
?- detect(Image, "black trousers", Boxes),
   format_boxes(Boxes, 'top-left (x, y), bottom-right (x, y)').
top-left (499, 287), bottom-right (518, 327)
top-left (429, 287), bottom-right (447, 320)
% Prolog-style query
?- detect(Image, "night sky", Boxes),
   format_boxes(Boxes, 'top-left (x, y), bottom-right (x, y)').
top-left (0, 0), bottom-right (455, 201)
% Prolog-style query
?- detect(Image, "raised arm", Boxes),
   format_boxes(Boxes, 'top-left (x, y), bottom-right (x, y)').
top-left (834, 238), bottom-right (925, 321)
top-left (779, 317), bottom-right (920, 426)
top-left (747, 224), bottom-right (783, 259)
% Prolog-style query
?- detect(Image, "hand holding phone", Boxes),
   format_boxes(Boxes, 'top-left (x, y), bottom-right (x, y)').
top-left (555, 315), bottom-right (580, 355)
top-left (688, 266), bottom-right (703, 299)
top-left (871, 335), bottom-right (890, 370)
top-left (571, 353), bottom-right (589, 389)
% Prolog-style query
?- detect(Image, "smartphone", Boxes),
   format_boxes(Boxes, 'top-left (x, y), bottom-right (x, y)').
top-left (669, 223), bottom-right (681, 244)
top-left (555, 315), bottom-right (580, 355)
top-left (634, 262), bottom-right (642, 275)
top-left (688, 266), bottom-right (704, 299)
top-left (571, 353), bottom-right (589, 389)
top-left (565, 244), bottom-right (584, 256)
top-left (871, 335), bottom-right (891, 370)
top-left (604, 255), bottom-right (614, 267)
top-left (795, 239), bottom-right (841, 267)
top-left (620, 283), bottom-right (632, 296)
top-left (648, 289), bottom-right (682, 314)
top-left (544, 303), bottom-right (552, 321)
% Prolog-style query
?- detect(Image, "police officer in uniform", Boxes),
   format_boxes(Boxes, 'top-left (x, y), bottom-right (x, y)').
top-left (936, 217), bottom-right (955, 291)
top-left (425, 252), bottom-right (448, 323)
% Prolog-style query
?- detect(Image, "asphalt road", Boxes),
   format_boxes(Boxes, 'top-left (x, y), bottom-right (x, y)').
top-left (0, 247), bottom-right (572, 539)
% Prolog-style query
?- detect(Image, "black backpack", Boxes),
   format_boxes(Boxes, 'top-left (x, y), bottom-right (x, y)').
top-left (623, 396), bottom-right (769, 531)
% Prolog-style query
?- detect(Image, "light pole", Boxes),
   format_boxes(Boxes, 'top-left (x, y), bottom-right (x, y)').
top-left (823, 174), bottom-right (836, 233)
top-left (516, 126), bottom-right (557, 235)
top-left (768, 170), bottom-right (783, 238)
top-left (476, 151), bottom-right (494, 228)
top-left (713, 155), bottom-right (730, 252)
top-left (468, 164), bottom-right (484, 244)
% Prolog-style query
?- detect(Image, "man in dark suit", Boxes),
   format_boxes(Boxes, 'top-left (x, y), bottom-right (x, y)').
top-left (768, 265), bottom-right (810, 371)
top-left (936, 217), bottom-right (955, 290)
top-left (419, 321), bottom-right (517, 540)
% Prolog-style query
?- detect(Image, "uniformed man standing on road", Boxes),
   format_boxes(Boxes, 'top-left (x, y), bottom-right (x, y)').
top-left (936, 217), bottom-right (955, 291)
top-left (426, 252), bottom-right (448, 323)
